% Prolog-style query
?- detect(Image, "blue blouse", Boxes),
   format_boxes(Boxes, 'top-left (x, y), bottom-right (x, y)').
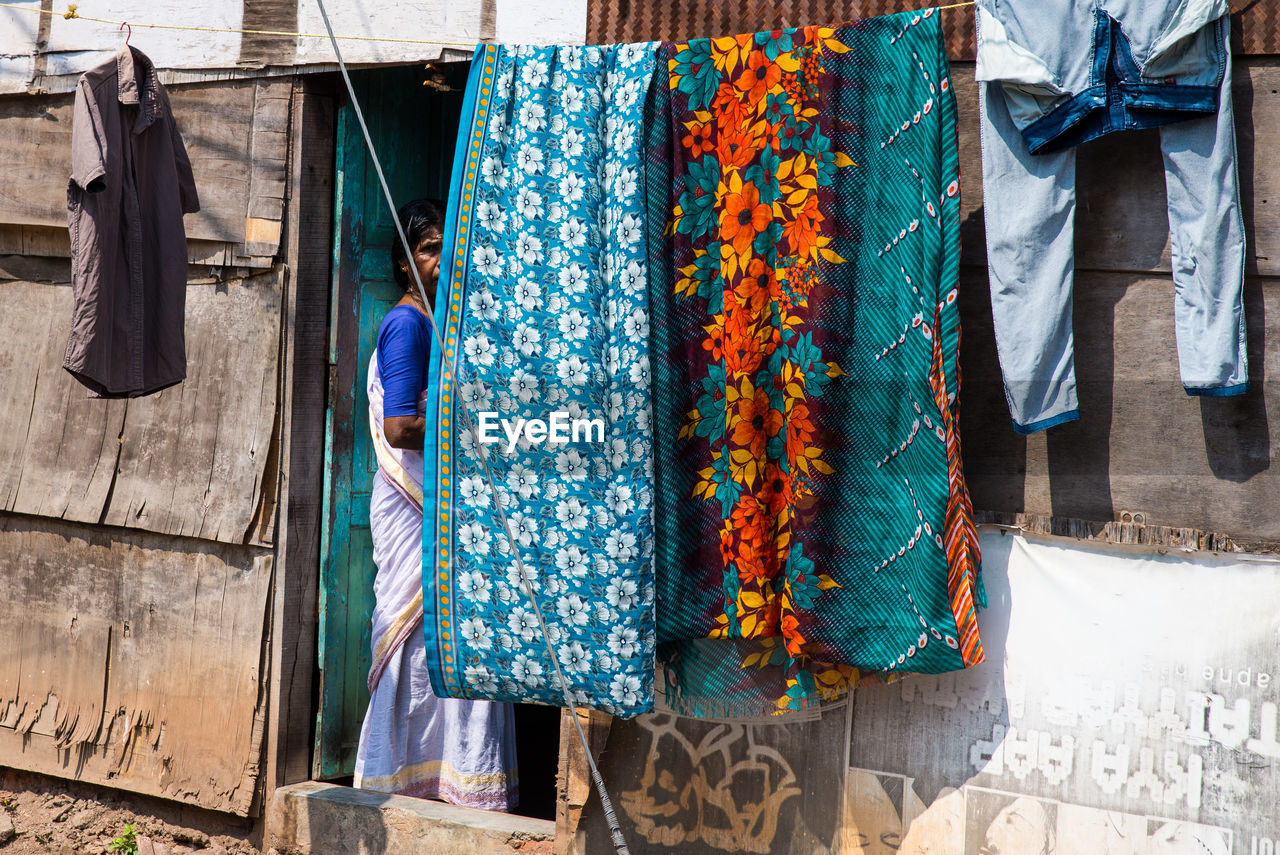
top-left (376, 304), bottom-right (430, 418)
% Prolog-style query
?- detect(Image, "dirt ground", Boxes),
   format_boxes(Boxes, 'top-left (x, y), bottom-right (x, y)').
top-left (0, 771), bottom-right (268, 855)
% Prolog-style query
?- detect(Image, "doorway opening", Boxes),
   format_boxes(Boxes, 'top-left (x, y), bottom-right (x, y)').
top-left (316, 61), bottom-right (561, 821)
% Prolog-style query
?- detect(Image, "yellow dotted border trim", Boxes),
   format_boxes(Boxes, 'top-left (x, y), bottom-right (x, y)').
top-left (437, 44), bottom-right (500, 692)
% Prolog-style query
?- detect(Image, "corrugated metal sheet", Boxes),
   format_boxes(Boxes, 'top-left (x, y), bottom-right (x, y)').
top-left (586, 0), bottom-right (1280, 57)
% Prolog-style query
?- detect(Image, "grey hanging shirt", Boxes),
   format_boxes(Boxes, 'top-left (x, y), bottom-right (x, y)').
top-left (64, 46), bottom-right (200, 398)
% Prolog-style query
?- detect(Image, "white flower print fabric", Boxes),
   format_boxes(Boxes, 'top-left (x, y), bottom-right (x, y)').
top-left (425, 42), bottom-right (661, 717)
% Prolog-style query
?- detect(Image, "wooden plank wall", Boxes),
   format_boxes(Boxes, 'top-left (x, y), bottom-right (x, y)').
top-left (0, 272), bottom-right (282, 545)
top-left (0, 516), bottom-right (273, 814)
top-left (951, 59), bottom-right (1280, 544)
top-left (0, 72), bottom-right (301, 815)
top-left (98, 273), bottom-right (283, 543)
top-left (0, 77), bottom-right (290, 267)
top-left (0, 271), bottom-right (283, 814)
top-left (264, 76), bottom-right (336, 795)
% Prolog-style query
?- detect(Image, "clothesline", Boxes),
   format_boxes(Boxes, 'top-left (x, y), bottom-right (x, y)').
top-left (0, 0), bottom-right (478, 46)
top-left (0, 0), bottom-right (975, 49)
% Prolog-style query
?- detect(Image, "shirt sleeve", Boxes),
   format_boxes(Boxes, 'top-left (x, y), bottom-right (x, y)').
top-left (166, 98), bottom-right (200, 214)
top-left (70, 78), bottom-right (107, 193)
top-left (377, 307), bottom-right (430, 418)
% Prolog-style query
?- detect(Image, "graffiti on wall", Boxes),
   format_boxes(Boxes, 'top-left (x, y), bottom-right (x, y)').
top-left (850, 529), bottom-right (1280, 855)
top-left (618, 713), bottom-right (805, 853)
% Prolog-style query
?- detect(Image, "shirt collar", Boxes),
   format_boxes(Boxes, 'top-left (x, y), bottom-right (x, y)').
top-left (116, 45), bottom-right (160, 131)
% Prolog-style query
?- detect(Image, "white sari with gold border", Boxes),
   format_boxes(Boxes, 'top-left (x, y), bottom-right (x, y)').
top-left (353, 348), bottom-right (518, 810)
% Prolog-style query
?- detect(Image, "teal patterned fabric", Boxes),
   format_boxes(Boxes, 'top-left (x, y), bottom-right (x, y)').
top-left (425, 42), bottom-right (662, 717)
top-left (650, 10), bottom-right (985, 717)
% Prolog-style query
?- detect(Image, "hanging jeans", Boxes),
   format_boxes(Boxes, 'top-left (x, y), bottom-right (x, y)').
top-left (977, 1), bottom-right (1247, 433)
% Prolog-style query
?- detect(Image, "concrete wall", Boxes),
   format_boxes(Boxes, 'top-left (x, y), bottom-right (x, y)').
top-left (0, 0), bottom-right (588, 94)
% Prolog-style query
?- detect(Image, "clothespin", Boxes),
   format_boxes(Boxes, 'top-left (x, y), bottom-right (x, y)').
top-left (63, 3), bottom-right (78, 19)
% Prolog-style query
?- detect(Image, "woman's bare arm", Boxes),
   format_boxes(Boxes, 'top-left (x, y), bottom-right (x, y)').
top-left (384, 414), bottom-right (426, 449)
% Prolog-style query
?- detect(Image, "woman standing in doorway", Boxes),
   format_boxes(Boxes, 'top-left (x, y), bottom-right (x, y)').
top-left (353, 198), bottom-right (518, 810)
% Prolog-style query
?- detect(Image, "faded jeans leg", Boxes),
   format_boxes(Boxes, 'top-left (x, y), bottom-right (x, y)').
top-left (980, 79), bottom-right (1081, 433)
top-left (1159, 24), bottom-right (1248, 398)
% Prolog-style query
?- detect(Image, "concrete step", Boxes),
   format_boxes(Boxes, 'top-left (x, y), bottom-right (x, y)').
top-left (267, 782), bottom-right (554, 855)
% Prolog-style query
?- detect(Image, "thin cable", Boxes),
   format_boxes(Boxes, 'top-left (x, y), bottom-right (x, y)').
top-left (311, 1), bottom-right (632, 852)
top-left (0, 0), bottom-right (479, 46)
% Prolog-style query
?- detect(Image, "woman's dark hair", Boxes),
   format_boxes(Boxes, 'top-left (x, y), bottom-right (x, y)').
top-left (391, 198), bottom-right (445, 290)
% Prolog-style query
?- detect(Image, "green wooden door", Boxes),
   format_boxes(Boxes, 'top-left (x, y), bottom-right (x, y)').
top-left (316, 64), bottom-right (466, 779)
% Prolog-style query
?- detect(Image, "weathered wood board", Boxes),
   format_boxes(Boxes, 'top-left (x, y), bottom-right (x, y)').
top-left (0, 271), bottom-right (281, 545)
top-left (292, 0), bottom-right (488, 66)
top-left (0, 281), bottom-right (125, 523)
top-left (0, 77), bottom-right (290, 264)
top-left (571, 705), bottom-right (850, 855)
top-left (0, 253), bottom-right (71, 282)
top-left (555, 707), bottom-right (612, 854)
top-left (0, 1), bottom-right (39, 91)
top-left (0, 513), bottom-right (272, 815)
top-left (100, 269), bottom-right (283, 543)
top-left (265, 77), bottom-right (334, 794)
top-left (951, 61), bottom-right (1280, 279)
top-left (958, 269), bottom-right (1280, 542)
top-left (0, 225), bottom-right (71, 257)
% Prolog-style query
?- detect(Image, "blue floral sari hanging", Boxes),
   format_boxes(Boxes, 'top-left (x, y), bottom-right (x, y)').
top-left (424, 42), bottom-right (662, 717)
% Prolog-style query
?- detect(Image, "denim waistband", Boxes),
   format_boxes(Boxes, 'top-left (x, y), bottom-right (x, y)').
top-left (1020, 12), bottom-right (1225, 155)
